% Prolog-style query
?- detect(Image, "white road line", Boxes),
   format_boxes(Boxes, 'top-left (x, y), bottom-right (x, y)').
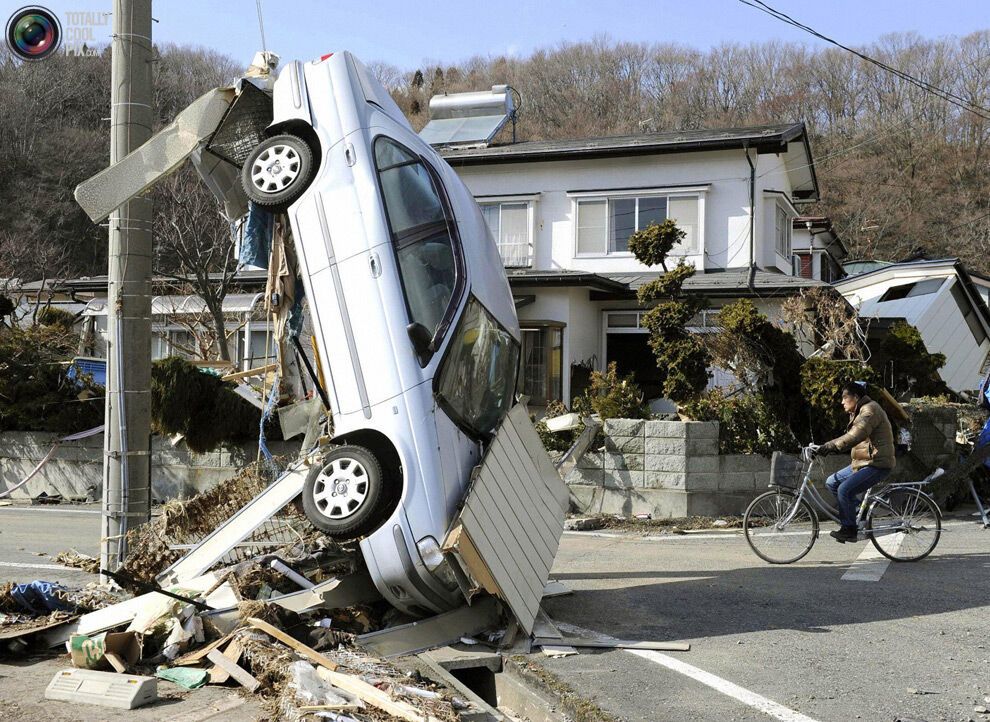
top-left (0, 561), bottom-right (79, 572)
top-left (0, 506), bottom-right (101, 515)
top-left (841, 535), bottom-right (902, 582)
top-left (627, 649), bottom-right (822, 722)
top-left (558, 622), bottom-right (821, 722)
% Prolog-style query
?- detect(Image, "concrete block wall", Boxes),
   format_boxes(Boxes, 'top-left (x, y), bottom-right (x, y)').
top-left (0, 431), bottom-right (298, 501)
top-left (566, 418), bottom-right (775, 518)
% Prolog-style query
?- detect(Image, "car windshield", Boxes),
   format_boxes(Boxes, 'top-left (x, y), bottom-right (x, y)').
top-left (437, 297), bottom-right (520, 438)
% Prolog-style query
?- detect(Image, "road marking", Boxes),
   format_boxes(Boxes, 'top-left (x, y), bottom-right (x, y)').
top-left (0, 506), bottom-right (101, 515)
top-left (841, 535), bottom-right (902, 582)
top-left (0, 561), bottom-right (79, 572)
top-left (627, 649), bottom-right (822, 722)
top-left (558, 622), bottom-right (821, 722)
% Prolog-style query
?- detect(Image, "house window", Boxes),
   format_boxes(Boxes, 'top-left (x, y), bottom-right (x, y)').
top-left (521, 325), bottom-right (563, 404)
top-left (480, 201), bottom-right (531, 267)
top-left (775, 203), bottom-right (792, 258)
top-left (951, 282), bottom-right (987, 345)
top-left (576, 194), bottom-right (699, 256)
top-left (878, 279), bottom-right (944, 302)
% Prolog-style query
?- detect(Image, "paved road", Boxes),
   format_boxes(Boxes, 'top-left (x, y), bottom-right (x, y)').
top-left (541, 515), bottom-right (990, 722)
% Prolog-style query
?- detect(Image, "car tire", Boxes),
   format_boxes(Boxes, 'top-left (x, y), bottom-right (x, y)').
top-left (241, 133), bottom-right (315, 212)
top-left (302, 445), bottom-right (385, 539)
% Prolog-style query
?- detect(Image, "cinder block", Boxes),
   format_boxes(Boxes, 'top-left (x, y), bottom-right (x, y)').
top-left (684, 422), bottom-right (720, 439)
top-left (717, 471), bottom-right (758, 491)
top-left (605, 435), bottom-right (645, 455)
top-left (604, 419), bottom-right (645, 437)
top-left (683, 472), bottom-right (720, 491)
top-left (686, 456), bottom-right (719, 473)
top-left (645, 437), bottom-right (688, 456)
top-left (645, 454), bottom-right (687, 473)
top-left (720, 454), bottom-right (773, 473)
top-left (603, 469), bottom-right (645, 489)
top-left (644, 420), bottom-right (688, 438)
top-left (643, 470), bottom-right (686, 489)
top-left (604, 452), bottom-right (644, 472)
top-left (687, 438), bottom-right (720, 456)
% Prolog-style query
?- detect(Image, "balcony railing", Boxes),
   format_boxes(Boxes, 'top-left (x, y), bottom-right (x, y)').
top-left (498, 241), bottom-right (532, 268)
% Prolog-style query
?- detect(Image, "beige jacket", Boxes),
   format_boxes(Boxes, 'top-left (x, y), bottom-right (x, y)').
top-left (821, 396), bottom-right (896, 471)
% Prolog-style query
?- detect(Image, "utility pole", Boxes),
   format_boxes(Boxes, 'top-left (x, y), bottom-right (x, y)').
top-left (102, 0), bottom-right (153, 572)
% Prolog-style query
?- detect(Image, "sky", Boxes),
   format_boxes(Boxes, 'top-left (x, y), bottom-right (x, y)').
top-left (13, 0), bottom-right (990, 70)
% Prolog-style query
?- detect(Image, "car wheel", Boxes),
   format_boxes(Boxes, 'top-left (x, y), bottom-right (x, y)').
top-left (302, 445), bottom-right (385, 539)
top-left (241, 133), bottom-right (315, 212)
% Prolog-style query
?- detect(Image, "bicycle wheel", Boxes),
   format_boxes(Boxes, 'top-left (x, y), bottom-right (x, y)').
top-left (744, 490), bottom-right (819, 564)
top-left (867, 488), bottom-right (942, 562)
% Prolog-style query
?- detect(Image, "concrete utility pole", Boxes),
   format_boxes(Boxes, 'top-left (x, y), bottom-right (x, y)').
top-left (102, 0), bottom-right (154, 572)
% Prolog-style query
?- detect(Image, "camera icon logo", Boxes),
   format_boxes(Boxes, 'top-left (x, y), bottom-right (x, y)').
top-left (5, 6), bottom-right (62, 61)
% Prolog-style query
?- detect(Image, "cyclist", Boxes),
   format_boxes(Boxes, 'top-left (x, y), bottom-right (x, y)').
top-left (811, 381), bottom-right (896, 543)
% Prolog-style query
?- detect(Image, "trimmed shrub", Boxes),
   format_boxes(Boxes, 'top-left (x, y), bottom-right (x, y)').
top-left (37, 307), bottom-right (76, 329)
top-left (534, 399), bottom-right (576, 453)
top-left (869, 321), bottom-right (949, 398)
top-left (571, 362), bottom-right (649, 422)
top-left (682, 389), bottom-right (799, 455)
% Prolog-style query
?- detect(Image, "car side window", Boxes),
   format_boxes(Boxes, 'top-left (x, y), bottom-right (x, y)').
top-left (374, 138), bottom-right (457, 338)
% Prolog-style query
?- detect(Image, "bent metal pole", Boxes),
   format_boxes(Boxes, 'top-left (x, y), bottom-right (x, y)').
top-left (103, 0), bottom-right (153, 573)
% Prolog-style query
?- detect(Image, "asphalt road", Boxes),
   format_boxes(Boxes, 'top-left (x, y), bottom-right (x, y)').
top-left (541, 515), bottom-right (990, 722)
top-left (1, 504), bottom-right (988, 722)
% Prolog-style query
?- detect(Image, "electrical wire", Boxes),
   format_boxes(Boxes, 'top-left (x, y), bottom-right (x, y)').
top-left (255, 0), bottom-right (267, 58)
top-left (738, 0), bottom-right (990, 121)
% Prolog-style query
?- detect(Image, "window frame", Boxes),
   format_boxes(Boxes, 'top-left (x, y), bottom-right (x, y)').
top-left (372, 136), bottom-right (467, 356)
top-left (569, 187), bottom-right (705, 258)
top-left (519, 322), bottom-right (565, 406)
top-left (478, 199), bottom-right (535, 268)
top-left (774, 202), bottom-right (792, 259)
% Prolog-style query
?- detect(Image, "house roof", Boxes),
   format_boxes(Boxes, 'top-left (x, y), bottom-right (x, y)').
top-left (792, 215), bottom-right (849, 258)
top-left (505, 269), bottom-right (629, 294)
top-left (834, 257), bottom-right (990, 331)
top-left (441, 122), bottom-right (820, 201)
top-left (596, 268), bottom-right (826, 299)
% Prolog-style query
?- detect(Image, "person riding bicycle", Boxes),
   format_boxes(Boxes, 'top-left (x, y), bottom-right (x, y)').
top-left (811, 381), bottom-right (896, 543)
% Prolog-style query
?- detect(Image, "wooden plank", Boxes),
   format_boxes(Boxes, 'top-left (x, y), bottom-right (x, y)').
top-left (208, 637), bottom-right (243, 684)
top-left (206, 648), bottom-right (260, 692)
top-left (498, 417), bottom-right (560, 520)
top-left (355, 596), bottom-right (501, 658)
top-left (245, 617), bottom-right (338, 671)
top-left (220, 363), bottom-right (278, 382)
top-left (173, 630), bottom-right (237, 666)
top-left (315, 667), bottom-right (440, 722)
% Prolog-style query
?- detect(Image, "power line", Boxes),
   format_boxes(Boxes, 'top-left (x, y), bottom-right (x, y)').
top-left (737, 0), bottom-right (990, 121)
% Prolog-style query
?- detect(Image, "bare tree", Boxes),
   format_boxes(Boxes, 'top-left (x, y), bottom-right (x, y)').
top-left (153, 166), bottom-right (238, 362)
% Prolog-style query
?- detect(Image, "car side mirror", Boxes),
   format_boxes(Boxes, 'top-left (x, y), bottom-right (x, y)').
top-left (407, 322), bottom-right (434, 367)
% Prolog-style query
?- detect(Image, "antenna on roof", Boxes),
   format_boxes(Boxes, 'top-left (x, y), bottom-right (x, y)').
top-left (419, 85), bottom-right (519, 148)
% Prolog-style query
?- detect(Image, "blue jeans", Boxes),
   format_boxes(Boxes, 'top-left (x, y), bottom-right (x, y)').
top-left (825, 465), bottom-right (891, 528)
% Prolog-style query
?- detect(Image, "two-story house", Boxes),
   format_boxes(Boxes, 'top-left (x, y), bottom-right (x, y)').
top-left (438, 122), bottom-right (826, 406)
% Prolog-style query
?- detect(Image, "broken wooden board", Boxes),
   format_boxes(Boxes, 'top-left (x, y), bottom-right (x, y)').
top-left (206, 648), bottom-right (260, 692)
top-left (246, 617), bottom-right (338, 671)
top-left (532, 608), bottom-right (577, 658)
top-left (208, 638), bottom-right (244, 684)
top-left (443, 403), bottom-right (568, 635)
top-left (355, 596), bottom-right (501, 659)
top-left (315, 666), bottom-right (442, 722)
top-left (268, 572), bottom-right (380, 614)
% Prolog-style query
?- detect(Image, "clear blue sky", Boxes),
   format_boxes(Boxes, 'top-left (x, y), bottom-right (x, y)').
top-left (21, 0), bottom-right (990, 70)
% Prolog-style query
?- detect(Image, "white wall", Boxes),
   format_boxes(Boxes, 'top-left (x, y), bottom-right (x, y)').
top-left (453, 148), bottom-right (797, 276)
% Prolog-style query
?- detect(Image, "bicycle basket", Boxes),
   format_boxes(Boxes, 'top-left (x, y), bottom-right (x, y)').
top-left (770, 451), bottom-right (806, 489)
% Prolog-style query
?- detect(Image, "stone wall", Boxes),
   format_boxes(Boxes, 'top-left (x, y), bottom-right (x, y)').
top-left (0, 431), bottom-right (299, 501)
top-left (567, 418), bottom-right (828, 518)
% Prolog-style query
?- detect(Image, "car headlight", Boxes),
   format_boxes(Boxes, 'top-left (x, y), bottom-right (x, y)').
top-left (417, 536), bottom-right (458, 589)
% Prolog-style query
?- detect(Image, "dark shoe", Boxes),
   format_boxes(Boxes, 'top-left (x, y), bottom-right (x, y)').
top-left (830, 527), bottom-right (858, 543)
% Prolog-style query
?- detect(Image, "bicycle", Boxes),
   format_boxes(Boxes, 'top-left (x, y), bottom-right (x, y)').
top-left (743, 447), bottom-right (943, 564)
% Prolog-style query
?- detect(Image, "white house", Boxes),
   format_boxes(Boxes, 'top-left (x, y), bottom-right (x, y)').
top-left (439, 122), bottom-right (826, 405)
top-left (791, 216), bottom-right (847, 282)
top-left (834, 258), bottom-right (990, 393)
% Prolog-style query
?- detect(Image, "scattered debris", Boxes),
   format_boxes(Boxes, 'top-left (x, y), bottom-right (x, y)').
top-left (45, 668), bottom-right (159, 709)
top-left (563, 517), bottom-right (604, 532)
top-left (51, 549), bottom-right (100, 574)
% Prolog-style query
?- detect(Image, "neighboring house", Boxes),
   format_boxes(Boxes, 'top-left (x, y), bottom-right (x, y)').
top-left (439, 122), bottom-right (826, 406)
top-left (791, 216), bottom-right (847, 282)
top-left (834, 257), bottom-right (990, 393)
